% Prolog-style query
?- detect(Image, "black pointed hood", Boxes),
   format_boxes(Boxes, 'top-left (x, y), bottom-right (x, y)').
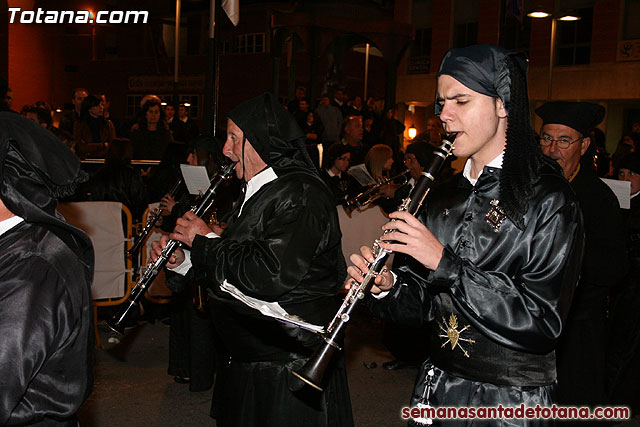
top-left (0, 112), bottom-right (93, 264)
top-left (227, 92), bottom-right (315, 173)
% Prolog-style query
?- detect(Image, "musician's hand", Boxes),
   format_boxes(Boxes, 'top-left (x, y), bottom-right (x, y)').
top-left (345, 246), bottom-right (394, 295)
top-left (171, 211), bottom-right (211, 247)
top-left (209, 221), bottom-right (226, 236)
top-left (378, 211), bottom-right (444, 271)
top-left (159, 194), bottom-right (177, 214)
top-left (150, 235), bottom-right (185, 268)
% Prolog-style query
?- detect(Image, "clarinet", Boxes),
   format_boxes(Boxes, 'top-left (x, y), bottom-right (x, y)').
top-left (291, 134), bottom-right (456, 391)
top-left (107, 162), bottom-right (236, 335)
top-left (128, 178), bottom-right (184, 255)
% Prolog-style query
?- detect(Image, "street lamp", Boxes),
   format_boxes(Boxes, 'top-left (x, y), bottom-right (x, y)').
top-left (528, 10), bottom-right (582, 100)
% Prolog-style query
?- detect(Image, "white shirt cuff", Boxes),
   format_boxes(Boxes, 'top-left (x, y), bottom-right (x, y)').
top-left (167, 233), bottom-right (219, 276)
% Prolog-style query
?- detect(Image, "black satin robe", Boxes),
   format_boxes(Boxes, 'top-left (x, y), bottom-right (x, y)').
top-left (556, 165), bottom-right (627, 408)
top-left (368, 163), bottom-right (584, 424)
top-left (0, 222), bottom-right (93, 426)
top-left (190, 168), bottom-right (352, 427)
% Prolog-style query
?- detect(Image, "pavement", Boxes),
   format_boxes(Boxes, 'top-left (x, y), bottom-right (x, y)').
top-left (77, 308), bottom-right (417, 427)
top-left (76, 307), bottom-right (640, 427)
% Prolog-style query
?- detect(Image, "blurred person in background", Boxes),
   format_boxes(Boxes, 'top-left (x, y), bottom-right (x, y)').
top-left (130, 97), bottom-right (174, 161)
top-left (59, 87), bottom-right (88, 134)
top-left (73, 94), bottom-right (115, 159)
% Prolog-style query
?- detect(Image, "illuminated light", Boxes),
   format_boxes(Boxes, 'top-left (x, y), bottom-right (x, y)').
top-left (527, 11), bottom-right (551, 18)
top-left (408, 126), bottom-right (417, 139)
top-left (161, 102), bottom-right (167, 106)
top-left (55, 108), bottom-right (62, 113)
top-left (182, 102), bottom-right (191, 107)
top-left (558, 14), bottom-right (581, 21)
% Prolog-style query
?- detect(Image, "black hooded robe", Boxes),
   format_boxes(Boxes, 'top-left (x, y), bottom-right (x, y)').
top-left (174, 94), bottom-right (353, 426)
top-left (0, 222), bottom-right (94, 426)
top-left (192, 169), bottom-right (352, 426)
top-left (0, 113), bottom-right (94, 425)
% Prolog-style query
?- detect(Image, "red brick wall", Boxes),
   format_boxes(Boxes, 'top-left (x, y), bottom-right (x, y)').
top-left (430, 0), bottom-right (453, 70)
top-left (477, 0), bottom-right (501, 45)
top-left (8, 20), bottom-right (57, 110)
top-left (591, 0), bottom-right (621, 63)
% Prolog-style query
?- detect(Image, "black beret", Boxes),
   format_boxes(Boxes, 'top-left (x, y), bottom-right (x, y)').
top-left (535, 101), bottom-right (605, 136)
top-left (405, 141), bottom-right (433, 168)
top-left (619, 152), bottom-right (640, 175)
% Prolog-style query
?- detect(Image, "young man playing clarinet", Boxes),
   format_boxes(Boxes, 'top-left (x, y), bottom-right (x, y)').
top-left (348, 44), bottom-right (584, 426)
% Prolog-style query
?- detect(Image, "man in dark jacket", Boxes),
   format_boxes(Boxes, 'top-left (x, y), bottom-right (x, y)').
top-left (152, 93), bottom-right (353, 426)
top-left (537, 101), bottom-right (628, 409)
top-left (0, 113), bottom-right (94, 426)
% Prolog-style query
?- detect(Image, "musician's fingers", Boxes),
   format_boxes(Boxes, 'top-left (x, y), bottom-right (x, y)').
top-left (346, 265), bottom-right (364, 284)
top-left (377, 240), bottom-right (408, 256)
top-left (159, 234), bottom-right (170, 247)
top-left (182, 211), bottom-right (198, 221)
top-left (349, 252), bottom-right (369, 272)
top-left (175, 217), bottom-right (187, 228)
top-left (150, 241), bottom-right (161, 260)
top-left (381, 220), bottom-right (410, 235)
top-left (169, 232), bottom-right (182, 244)
top-left (379, 228), bottom-right (409, 245)
top-left (359, 245), bottom-right (375, 263)
top-left (388, 210), bottom-right (412, 221)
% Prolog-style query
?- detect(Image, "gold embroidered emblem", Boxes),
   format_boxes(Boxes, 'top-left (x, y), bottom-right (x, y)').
top-left (439, 314), bottom-right (475, 358)
top-left (485, 199), bottom-right (506, 232)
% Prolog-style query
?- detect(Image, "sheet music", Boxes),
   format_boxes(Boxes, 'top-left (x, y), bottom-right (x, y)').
top-left (601, 178), bottom-right (630, 209)
top-left (219, 281), bottom-right (325, 334)
top-left (180, 164), bottom-right (211, 195)
top-left (347, 164), bottom-right (376, 186)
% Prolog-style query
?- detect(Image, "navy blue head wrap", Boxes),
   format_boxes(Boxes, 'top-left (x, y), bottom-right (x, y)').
top-left (436, 44), bottom-right (528, 115)
top-left (436, 44), bottom-right (545, 230)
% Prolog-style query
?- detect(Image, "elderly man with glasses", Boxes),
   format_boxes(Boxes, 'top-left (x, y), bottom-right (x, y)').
top-left (536, 101), bottom-right (628, 410)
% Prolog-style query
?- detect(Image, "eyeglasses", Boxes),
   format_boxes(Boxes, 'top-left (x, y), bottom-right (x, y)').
top-left (337, 156), bottom-right (350, 161)
top-left (539, 135), bottom-right (584, 149)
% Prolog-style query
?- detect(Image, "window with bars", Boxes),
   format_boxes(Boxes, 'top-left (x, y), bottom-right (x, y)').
top-left (556, 7), bottom-right (593, 66)
top-left (453, 22), bottom-right (478, 48)
top-left (501, 10), bottom-right (531, 54)
top-left (623, 0), bottom-right (640, 40)
top-left (222, 33), bottom-right (266, 54)
top-left (408, 27), bottom-right (432, 74)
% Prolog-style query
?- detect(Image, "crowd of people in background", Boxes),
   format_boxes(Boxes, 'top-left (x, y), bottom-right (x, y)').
top-left (2, 69), bottom-right (640, 423)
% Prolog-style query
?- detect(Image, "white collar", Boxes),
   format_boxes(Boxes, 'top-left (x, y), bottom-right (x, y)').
top-left (0, 215), bottom-right (24, 237)
top-left (239, 167), bottom-right (278, 215)
top-left (463, 152), bottom-right (504, 186)
top-left (327, 169), bottom-right (341, 178)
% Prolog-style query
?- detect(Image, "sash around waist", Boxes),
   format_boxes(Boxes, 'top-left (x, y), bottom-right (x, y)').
top-left (429, 299), bottom-right (557, 387)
